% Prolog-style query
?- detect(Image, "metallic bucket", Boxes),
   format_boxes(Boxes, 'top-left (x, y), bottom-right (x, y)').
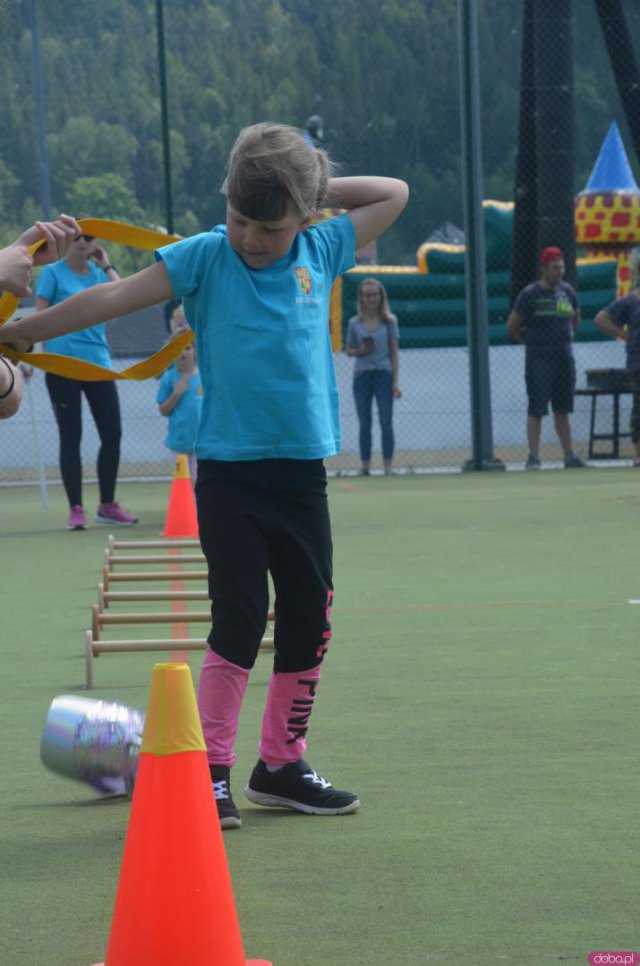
top-left (40, 694), bottom-right (145, 796)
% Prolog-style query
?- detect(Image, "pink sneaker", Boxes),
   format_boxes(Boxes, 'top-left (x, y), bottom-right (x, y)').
top-left (94, 501), bottom-right (138, 526)
top-left (67, 505), bottom-right (86, 530)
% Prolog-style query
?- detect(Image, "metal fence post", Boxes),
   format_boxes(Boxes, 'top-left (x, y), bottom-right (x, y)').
top-left (457, 0), bottom-right (504, 471)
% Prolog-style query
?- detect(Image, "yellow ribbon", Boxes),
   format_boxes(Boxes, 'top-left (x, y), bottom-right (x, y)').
top-left (0, 217), bottom-right (193, 381)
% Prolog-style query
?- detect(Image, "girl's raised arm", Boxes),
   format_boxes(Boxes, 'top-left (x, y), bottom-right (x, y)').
top-left (1, 261), bottom-right (174, 354)
top-left (327, 177), bottom-right (409, 250)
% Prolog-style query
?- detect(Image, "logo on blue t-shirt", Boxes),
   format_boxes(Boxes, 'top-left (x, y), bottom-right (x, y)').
top-left (295, 266), bottom-right (312, 294)
top-left (294, 264), bottom-right (319, 305)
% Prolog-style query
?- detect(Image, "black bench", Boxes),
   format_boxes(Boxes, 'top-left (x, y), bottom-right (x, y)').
top-left (574, 387), bottom-right (632, 459)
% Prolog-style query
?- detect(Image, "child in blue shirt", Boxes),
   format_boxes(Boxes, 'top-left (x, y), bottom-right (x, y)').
top-left (157, 342), bottom-right (202, 485)
top-left (3, 122), bottom-right (409, 828)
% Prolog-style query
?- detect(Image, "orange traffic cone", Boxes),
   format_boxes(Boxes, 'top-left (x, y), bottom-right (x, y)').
top-left (92, 663), bottom-right (271, 966)
top-left (162, 454), bottom-right (198, 538)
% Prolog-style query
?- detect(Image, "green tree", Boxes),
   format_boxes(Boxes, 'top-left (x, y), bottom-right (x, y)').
top-left (66, 172), bottom-right (143, 222)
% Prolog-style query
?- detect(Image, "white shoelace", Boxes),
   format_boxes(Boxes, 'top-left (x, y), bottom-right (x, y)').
top-left (213, 779), bottom-right (229, 800)
top-left (303, 769), bottom-right (332, 790)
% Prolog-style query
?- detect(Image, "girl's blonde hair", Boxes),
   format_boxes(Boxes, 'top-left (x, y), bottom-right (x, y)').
top-left (357, 278), bottom-right (393, 324)
top-left (222, 122), bottom-right (331, 221)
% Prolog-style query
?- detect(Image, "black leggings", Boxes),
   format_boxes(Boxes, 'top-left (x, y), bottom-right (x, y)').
top-left (45, 373), bottom-right (122, 507)
top-left (196, 459), bottom-right (334, 673)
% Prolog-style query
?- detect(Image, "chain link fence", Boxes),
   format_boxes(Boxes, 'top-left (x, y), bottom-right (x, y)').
top-left (2, 1), bottom-right (640, 485)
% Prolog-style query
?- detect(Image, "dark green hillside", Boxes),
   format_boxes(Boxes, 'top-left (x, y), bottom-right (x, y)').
top-left (0, 0), bottom-right (638, 265)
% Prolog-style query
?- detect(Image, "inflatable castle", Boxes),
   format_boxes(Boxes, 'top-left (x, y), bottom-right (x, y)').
top-left (575, 119), bottom-right (640, 297)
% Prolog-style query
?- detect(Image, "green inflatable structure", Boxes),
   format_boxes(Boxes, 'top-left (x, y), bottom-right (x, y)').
top-left (341, 202), bottom-right (617, 349)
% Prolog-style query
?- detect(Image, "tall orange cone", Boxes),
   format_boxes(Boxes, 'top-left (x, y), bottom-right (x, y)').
top-left (92, 663), bottom-right (271, 966)
top-left (162, 454), bottom-right (199, 538)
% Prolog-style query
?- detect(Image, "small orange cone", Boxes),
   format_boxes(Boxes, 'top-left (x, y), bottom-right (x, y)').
top-left (162, 454), bottom-right (198, 538)
top-left (92, 663), bottom-right (271, 966)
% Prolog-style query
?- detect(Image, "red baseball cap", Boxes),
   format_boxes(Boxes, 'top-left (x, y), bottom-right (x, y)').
top-left (540, 246), bottom-right (564, 263)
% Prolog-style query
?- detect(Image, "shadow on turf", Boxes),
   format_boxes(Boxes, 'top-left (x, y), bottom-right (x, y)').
top-left (18, 795), bottom-right (129, 809)
top-left (19, 798), bottom-right (358, 822)
top-left (237, 808), bottom-right (359, 828)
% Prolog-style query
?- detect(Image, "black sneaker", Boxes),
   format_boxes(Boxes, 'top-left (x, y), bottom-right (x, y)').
top-left (210, 765), bottom-right (242, 829)
top-left (245, 759), bottom-right (360, 815)
top-left (564, 454), bottom-right (587, 468)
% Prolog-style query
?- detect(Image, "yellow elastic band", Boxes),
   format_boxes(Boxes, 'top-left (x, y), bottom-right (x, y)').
top-left (0, 217), bottom-right (191, 381)
top-left (141, 663), bottom-right (207, 756)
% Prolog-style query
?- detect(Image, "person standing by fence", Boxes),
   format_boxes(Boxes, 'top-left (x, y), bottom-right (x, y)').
top-left (595, 286), bottom-right (640, 466)
top-left (346, 277), bottom-right (401, 475)
top-left (507, 246), bottom-right (586, 470)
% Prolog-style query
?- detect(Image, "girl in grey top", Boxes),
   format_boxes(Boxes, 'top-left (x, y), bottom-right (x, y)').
top-left (345, 278), bottom-right (401, 474)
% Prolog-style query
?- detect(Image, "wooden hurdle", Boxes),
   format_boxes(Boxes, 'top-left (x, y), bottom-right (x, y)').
top-left (85, 630), bottom-right (274, 689)
top-left (107, 535), bottom-right (201, 553)
top-left (105, 548), bottom-right (206, 567)
top-left (97, 582), bottom-right (209, 609)
top-left (87, 603), bottom-right (275, 689)
top-left (92, 604), bottom-right (275, 639)
top-left (101, 565), bottom-right (209, 591)
top-left (102, 537), bottom-right (207, 590)
top-left (87, 536), bottom-right (275, 688)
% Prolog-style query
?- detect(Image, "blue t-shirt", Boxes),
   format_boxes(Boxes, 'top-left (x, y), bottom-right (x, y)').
top-left (35, 260), bottom-right (112, 367)
top-left (513, 281), bottom-right (578, 350)
top-left (155, 215), bottom-right (356, 461)
top-left (156, 367), bottom-right (203, 452)
top-left (606, 293), bottom-right (640, 373)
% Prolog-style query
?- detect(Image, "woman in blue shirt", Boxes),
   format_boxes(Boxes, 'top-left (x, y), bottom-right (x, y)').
top-left (36, 232), bottom-right (137, 530)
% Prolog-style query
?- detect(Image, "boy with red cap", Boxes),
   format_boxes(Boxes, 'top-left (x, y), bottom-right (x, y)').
top-left (507, 247), bottom-right (587, 469)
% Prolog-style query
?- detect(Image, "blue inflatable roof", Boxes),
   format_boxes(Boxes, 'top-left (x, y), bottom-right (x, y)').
top-left (581, 121), bottom-right (639, 194)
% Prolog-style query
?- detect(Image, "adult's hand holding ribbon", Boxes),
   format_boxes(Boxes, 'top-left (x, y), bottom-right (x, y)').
top-left (0, 217), bottom-right (193, 381)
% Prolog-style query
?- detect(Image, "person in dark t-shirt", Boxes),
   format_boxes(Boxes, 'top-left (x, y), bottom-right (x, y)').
top-left (507, 246), bottom-right (586, 470)
top-left (595, 288), bottom-right (640, 466)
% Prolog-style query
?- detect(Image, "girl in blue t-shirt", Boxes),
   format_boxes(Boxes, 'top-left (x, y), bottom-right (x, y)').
top-left (3, 122), bottom-right (409, 828)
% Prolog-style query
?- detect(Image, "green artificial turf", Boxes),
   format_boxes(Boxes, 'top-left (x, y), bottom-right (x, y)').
top-left (1, 471), bottom-right (639, 965)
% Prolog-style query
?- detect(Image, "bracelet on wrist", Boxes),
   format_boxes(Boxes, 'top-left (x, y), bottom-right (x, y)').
top-left (104, 264), bottom-right (115, 273)
top-left (0, 355), bottom-right (16, 399)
